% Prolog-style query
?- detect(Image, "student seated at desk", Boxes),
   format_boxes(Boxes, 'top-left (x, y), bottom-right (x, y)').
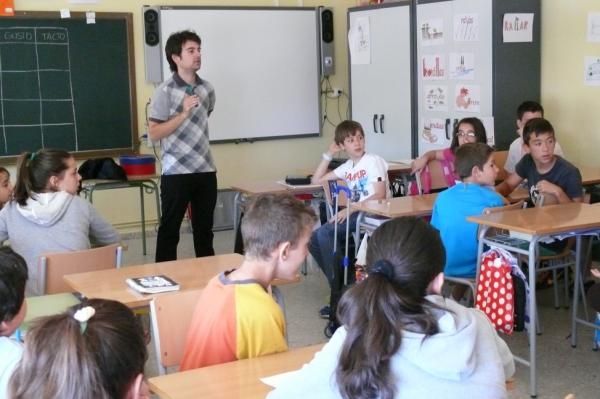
top-left (431, 143), bottom-right (504, 299)
top-left (411, 117), bottom-right (488, 194)
top-left (267, 217), bottom-right (514, 399)
top-left (9, 298), bottom-right (148, 399)
top-left (0, 167), bottom-right (13, 210)
top-left (0, 248), bottom-right (27, 398)
top-left (0, 149), bottom-right (120, 296)
top-left (496, 118), bottom-right (582, 206)
top-left (310, 120), bottom-right (388, 318)
top-left (180, 193), bottom-right (316, 370)
top-left (504, 101), bottom-right (564, 175)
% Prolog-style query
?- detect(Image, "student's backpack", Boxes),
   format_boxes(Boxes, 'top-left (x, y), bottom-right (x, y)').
top-left (476, 247), bottom-right (529, 334)
top-left (79, 158), bottom-right (127, 181)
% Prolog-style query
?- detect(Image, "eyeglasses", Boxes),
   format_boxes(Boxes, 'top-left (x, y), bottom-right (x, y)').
top-left (457, 130), bottom-right (476, 138)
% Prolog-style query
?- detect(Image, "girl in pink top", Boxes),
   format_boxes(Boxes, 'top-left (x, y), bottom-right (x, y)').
top-left (411, 117), bottom-right (488, 194)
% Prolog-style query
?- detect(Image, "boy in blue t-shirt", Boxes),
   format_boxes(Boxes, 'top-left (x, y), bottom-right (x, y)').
top-left (431, 143), bottom-right (504, 292)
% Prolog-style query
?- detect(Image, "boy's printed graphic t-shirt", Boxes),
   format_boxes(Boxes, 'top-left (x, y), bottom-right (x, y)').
top-left (515, 154), bottom-right (582, 203)
top-left (333, 153), bottom-right (389, 202)
top-left (180, 272), bottom-right (288, 370)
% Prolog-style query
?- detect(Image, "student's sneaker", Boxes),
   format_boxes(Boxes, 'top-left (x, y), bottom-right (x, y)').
top-left (319, 305), bottom-right (331, 319)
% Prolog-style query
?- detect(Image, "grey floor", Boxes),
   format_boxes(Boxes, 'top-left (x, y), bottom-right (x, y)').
top-left (122, 229), bottom-right (599, 399)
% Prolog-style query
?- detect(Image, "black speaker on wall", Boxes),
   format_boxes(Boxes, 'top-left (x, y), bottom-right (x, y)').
top-left (143, 6), bottom-right (163, 83)
top-left (319, 6), bottom-right (335, 76)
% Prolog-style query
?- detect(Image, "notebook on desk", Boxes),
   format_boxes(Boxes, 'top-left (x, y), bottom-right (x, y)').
top-left (126, 275), bottom-right (180, 294)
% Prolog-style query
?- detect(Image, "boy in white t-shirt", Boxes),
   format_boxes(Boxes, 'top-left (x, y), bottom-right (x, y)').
top-left (310, 120), bottom-right (388, 318)
top-left (504, 101), bottom-right (564, 174)
top-left (0, 247), bottom-right (28, 397)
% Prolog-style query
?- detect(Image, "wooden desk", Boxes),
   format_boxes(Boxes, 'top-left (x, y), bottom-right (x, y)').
top-left (507, 186), bottom-right (529, 203)
top-left (64, 254), bottom-right (244, 308)
top-left (467, 203), bottom-right (600, 397)
top-left (81, 174), bottom-right (160, 255)
top-left (148, 344), bottom-right (323, 399)
top-left (579, 165), bottom-right (600, 186)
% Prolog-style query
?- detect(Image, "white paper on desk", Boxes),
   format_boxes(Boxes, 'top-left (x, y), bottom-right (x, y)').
top-left (260, 369), bottom-right (303, 388)
top-left (348, 17), bottom-right (371, 65)
top-left (276, 180), bottom-right (318, 190)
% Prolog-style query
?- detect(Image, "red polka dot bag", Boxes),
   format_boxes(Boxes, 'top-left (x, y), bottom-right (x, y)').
top-left (476, 247), bottom-right (527, 335)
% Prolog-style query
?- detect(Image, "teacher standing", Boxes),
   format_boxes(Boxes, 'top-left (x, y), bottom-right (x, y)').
top-left (149, 30), bottom-right (217, 262)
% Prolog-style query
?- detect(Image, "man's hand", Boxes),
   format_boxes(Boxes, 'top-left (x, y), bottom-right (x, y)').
top-left (182, 94), bottom-right (200, 115)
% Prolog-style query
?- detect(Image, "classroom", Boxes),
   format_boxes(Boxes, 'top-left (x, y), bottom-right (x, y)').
top-left (0, 0), bottom-right (599, 398)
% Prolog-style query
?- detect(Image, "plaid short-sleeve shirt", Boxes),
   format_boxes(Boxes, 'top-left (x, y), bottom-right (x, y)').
top-left (149, 73), bottom-right (216, 175)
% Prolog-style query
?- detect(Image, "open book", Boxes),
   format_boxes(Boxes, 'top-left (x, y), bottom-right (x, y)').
top-left (126, 275), bottom-right (180, 294)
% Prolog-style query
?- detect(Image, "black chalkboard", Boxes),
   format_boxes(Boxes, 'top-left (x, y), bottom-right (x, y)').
top-left (0, 12), bottom-right (137, 160)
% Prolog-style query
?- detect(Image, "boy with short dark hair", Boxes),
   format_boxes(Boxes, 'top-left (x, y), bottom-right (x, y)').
top-left (310, 120), bottom-right (388, 317)
top-left (504, 101), bottom-right (564, 174)
top-left (180, 193), bottom-right (317, 370)
top-left (0, 247), bottom-right (28, 396)
top-left (431, 143), bottom-right (505, 280)
top-left (497, 118), bottom-right (582, 205)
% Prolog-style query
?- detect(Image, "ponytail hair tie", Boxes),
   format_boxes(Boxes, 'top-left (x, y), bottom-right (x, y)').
top-left (73, 306), bottom-right (95, 334)
top-left (370, 259), bottom-right (395, 281)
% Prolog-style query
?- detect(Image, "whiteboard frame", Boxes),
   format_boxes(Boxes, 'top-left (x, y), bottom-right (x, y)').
top-left (156, 6), bottom-right (322, 144)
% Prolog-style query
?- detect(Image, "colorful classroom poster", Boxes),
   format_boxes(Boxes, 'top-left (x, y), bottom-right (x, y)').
top-left (0, 0), bottom-right (14, 16)
top-left (424, 85), bottom-right (448, 111)
top-left (449, 53), bottom-right (475, 80)
top-left (420, 18), bottom-right (444, 46)
top-left (421, 118), bottom-right (448, 145)
top-left (503, 13), bottom-right (534, 43)
top-left (454, 14), bottom-right (479, 42)
top-left (349, 17), bottom-right (371, 65)
top-left (454, 84), bottom-right (481, 112)
top-left (584, 56), bottom-right (600, 86)
top-left (421, 54), bottom-right (445, 80)
top-left (588, 13), bottom-right (600, 43)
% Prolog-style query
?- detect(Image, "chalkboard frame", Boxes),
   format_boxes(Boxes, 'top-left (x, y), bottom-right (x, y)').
top-left (0, 11), bottom-right (138, 163)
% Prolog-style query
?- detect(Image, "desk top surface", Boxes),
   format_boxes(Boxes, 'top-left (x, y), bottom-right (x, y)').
top-left (230, 180), bottom-right (321, 195)
top-left (579, 166), bottom-right (600, 186)
top-left (468, 202), bottom-right (600, 236)
top-left (352, 193), bottom-right (438, 218)
top-left (64, 254), bottom-right (244, 308)
top-left (148, 344), bottom-right (323, 399)
top-left (387, 162), bottom-right (412, 174)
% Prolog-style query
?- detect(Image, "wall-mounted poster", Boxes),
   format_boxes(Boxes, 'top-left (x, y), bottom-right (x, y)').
top-left (503, 13), bottom-right (534, 43)
top-left (584, 56), bottom-right (600, 86)
top-left (454, 13), bottom-right (479, 42)
top-left (421, 54), bottom-right (445, 80)
top-left (424, 85), bottom-right (448, 111)
top-left (588, 13), bottom-right (600, 43)
top-left (421, 118), bottom-right (449, 145)
top-left (454, 84), bottom-right (481, 112)
top-left (420, 18), bottom-right (444, 46)
top-left (449, 53), bottom-right (475, 80)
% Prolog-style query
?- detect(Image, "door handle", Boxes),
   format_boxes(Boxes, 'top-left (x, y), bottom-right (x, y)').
top-left (379, 114), bottom-right (385, 134)
top-left (373, 114), bottom-right (379, 133)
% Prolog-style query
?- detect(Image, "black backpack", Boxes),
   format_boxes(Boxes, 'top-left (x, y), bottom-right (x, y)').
top-left (79, 158), bottom-right (127, 181)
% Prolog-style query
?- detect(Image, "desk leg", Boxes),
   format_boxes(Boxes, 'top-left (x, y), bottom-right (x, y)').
top-left (139, 186), bottom-right (147, 256)
top-left (475, 226), bottom-right (489, 285)
top-left (528, 238), bottom-right (539, 398)
top-left (571, 235), bottom-right (583, 348)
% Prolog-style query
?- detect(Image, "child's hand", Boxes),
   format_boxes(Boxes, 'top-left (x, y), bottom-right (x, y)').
top-left (411, 156), bottom-right (427, 173)
top-left (591, 268), bottom-right (600, 279)
top-left (535, 180), bottom-right (560, 196)
top-left (329, 210), bottom-right (348, 224)
top-left (327, 142), bottom-right (343, 156)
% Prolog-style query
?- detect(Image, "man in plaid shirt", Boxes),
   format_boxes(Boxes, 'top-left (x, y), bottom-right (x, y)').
top-left (149, 30), bottom-right (217, 262)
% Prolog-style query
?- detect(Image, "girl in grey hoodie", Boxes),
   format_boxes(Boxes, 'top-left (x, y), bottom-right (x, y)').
top-left (267, 216), bottom-right (515, 399)
top-left (0, 149), bottom-right (119, 296)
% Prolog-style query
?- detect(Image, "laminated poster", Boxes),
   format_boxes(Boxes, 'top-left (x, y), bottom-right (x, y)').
top-left (420, 18), bottom-right (444, 46)
top-left (584, 56), bottom-right (600, 87)
top-left (449, 53), bottom-right (475, 80)
top-left (424, 85), bottom-right (448, 112)
top-left (421, 54), bottom-right (445, 80)
top-left (421, 118), bottom-right (449, 145)
top-left (454, 14), bottom-right (479, 42)
top-left (0, 0), bottom-right (14, 16)
top-left (503, 13), bottom-right (534, 43)
top-left (349, 17), bottom-right (371, 65)
top-left (454, 84), bottom-right (480, 113)
top-left (588, 13), bottom-right (600, 43)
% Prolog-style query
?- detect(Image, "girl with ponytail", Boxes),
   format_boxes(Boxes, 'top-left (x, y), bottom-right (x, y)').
top-left (0, 149), bottom-right (119, 296)
top-left (268, 216), bottom-right (514, 399)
